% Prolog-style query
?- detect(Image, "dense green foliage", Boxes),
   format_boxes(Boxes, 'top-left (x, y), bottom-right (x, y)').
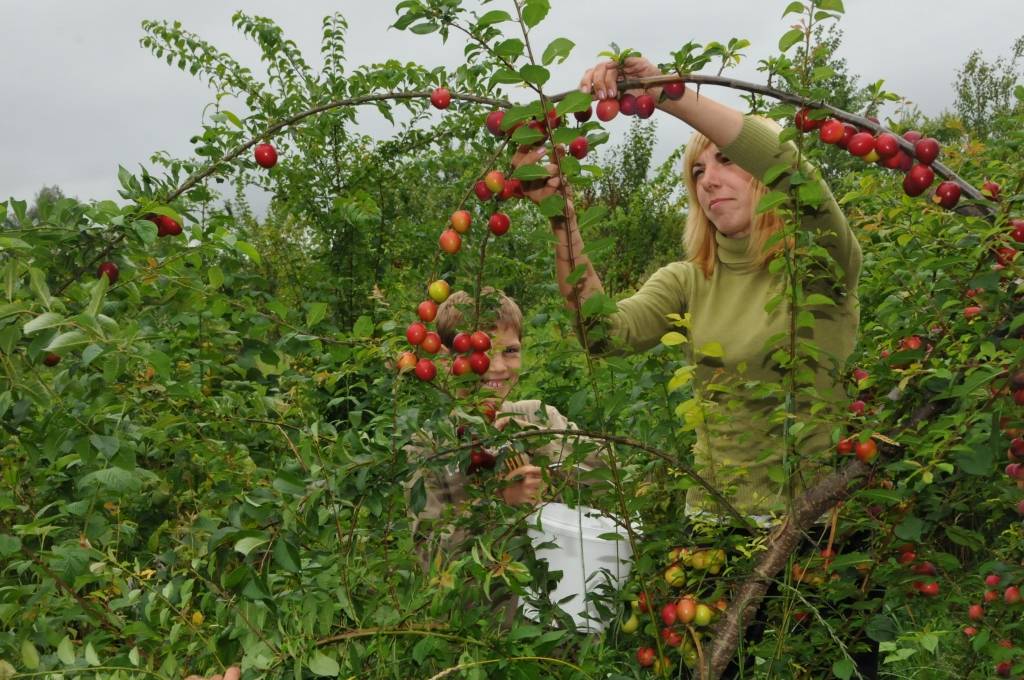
top-left (2, 1), bottom-right (1024, 679)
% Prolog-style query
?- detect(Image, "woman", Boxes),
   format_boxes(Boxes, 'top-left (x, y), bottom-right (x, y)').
top-left (515, 55), bottom-right (861, 523)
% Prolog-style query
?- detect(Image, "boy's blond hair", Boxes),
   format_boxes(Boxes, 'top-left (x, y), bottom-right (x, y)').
top-left (435, 287), bottom-right (523, 349)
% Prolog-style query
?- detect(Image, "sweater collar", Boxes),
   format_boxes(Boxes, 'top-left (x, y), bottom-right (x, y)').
top-left (715, 230), bottom-right (756, 268)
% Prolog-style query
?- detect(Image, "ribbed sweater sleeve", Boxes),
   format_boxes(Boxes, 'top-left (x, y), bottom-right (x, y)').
top-left (591, 261), bottom-right (693, 355)
top-left (720, 116), bottom-right (862, 292)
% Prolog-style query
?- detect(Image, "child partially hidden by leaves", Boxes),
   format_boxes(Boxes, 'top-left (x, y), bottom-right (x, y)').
top-left (407, 288), bottom-right (608, 624)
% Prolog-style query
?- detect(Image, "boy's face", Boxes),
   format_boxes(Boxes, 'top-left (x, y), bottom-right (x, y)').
top-left (479, 323), bottom-right (522, 402)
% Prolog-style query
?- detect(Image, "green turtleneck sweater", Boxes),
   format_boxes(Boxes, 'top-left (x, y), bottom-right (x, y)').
top-left (593, 116), bottom-right (861, 517)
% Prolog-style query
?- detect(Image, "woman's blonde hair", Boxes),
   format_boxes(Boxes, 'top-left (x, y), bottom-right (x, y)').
top-left (681, 122), bottom-right (785, 278)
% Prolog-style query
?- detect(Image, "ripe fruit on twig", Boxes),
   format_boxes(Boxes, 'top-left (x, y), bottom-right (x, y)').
top-left (569, 136), bottom-right (589, 159)
top-left (846, 132), bottom-right (875, 157)
top-left (396, 352), bottom-right (417, 372)
top-left (596, 99), bottom-right (619, 121)
top-left (635, 94), bottom-right (656, 119)
top-left (996, 246), bottom-right (1018, 266)
top-left (794, 107), bottom-right (822, 132)
top-left (428, 280), bottom-right (450, 303)
top-left (470, 331), bottom-right (491, 352)
top-left (933, 181), bottom-right (961, 209)
top-left (488, 212), bottom-right (510, 236)
top-left (660, 603), bottom-right (677, 626)
top-left (154, 214), bottom-right (182, 237)
top-left (968, 604), bottom-right (984, 621)
top-left (451, 356), bottom-right (472, 376)
top-left (468, 448), bottom-right (496, 473)
top-left (485, 110), bottom-right (505, 136)
top-left (1005, 585), bottom-right (1021, 604)
top-left (837, 437), bottom-right (854, 455)
top-left (849, 400), bottom-right (866, 416)
top-left (914, 138), bottom-right (940, 165)
top-left (43, 353), bottom-right (61, 367)
top-left (474, 180), bottom-right (493, 201)
top-left (417, 300), bottom-right (438, 323)
top-left (421, 332), bottom-right (442, 355)
top-left (619, 93), bottom-right (637, 116)
top-left (875, 133), bottom-right (899, 159)
top-left (484, 171), bottom-right (505, 194)
top-left (903, 164), bottom-right (936, 197)
top-left (964, 306), bottom-right (982, 320)
top-left (675, 596), bottom-right (697, 624)
top-left (469, 351), bottom-right (490, 374)
top-left (855, 438), bottom-right (878, 463)
top-left (636, 647), bottom-right (656, 667)
top-left (1012, 220), bottom-right (1024, 243)
top-left (429, 87), bottom-right (451, 109)
top-left (836, 123), bottom-right (857, 149)
top-left (819, 119), bottom-right (844, 144)
top-left (406, 322), bottom-right (427, 346)
top-left (414, 358), bottom-right (436, 381)
top-left (439, 229), bottom-right (462, 254)
top-left (450, 210), bottom-right (471, 234)
top-left (982, 180), bottom-right (1001, 200)
top-left (452, 332), bottom-right (472, 354)
top-left (97, 261), bottom-right (119, 284)
top-left (498, 179), bottom-right (523, 201)
top-left (573, 106), bottom-right (592, 123)
top-left (254, 143), bottom-right (278, 168)
top-left (663, 81), bottom-right (685, 100)
top-left (913, 580), bottom-right (940, 597)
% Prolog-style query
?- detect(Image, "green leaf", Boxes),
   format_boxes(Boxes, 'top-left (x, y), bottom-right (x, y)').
top-left (818, 0), bottom-right (844, 11)
top-left (894, 515), bottom-right (924, 542)
top-left (90, 434), bottom-right (120, 457)
top-left (306, 302), bottom-right (327, 327)
top-left (208, 266), bottom-right (224, 289)
top-left (21, 640), bottom-right (39, 670)
top-left (812, 66), bottom-right (836, 81)
top-left (832, 658), bottom-right (853, 680)
top-left (919, 632), bottom-right (938, 653)
top-left (782, 1), bottom-right (806, 16)
top-left (756, 191), bottom-right (789, 214)
top-left (45, 330), bottom-right (89, 352)
top-left (944, 525), bottom-right (984, 551)
top-left (538, 194), bottom-right (565, 218)
top-left (762, 162), bottom-right (791, 186)
top-left (865, 614), bottom-right (896, 642)
top-left (84, 642), bottom-right (100, 666)
top-left (511, 163), bottom-right (551, 181)
top-left (579, 205), bottom-right (607, 230)
top-left (87, 275), bottom-right (108, 317)
top-left (273, 539), bottom-right (302, 573)
top-left (661, 332), bottom-right (687, 346)
top-left (490, 68), bottom-right (523, 85)
top-left (308, 651), bottom-right (340, 677)
top-left (23, 311), bottom-right (63, 334)
top-left (580, 292), bottom-right (616, 318)
top-left (555, 90), bottom-right (593, 117)
top-left (779, 28), bottom-right (804, 52)
top-left (494, 38), bottom-right (525, 60)
top-left (519, 64), bottom-right (550, 86)
top-left (699, 342), bottom-right (724, 358)
top-left (541, 37), bottom-right (574, 65)
top-left (0, 236), bottom-right (31, 250)
top-left (510, 125), bottom-right (544, 145)
top-left (58, 636), bottom-right (76, 665)
top-left (798, 180), bottom-right (825, 206)
top-left (0, 534), bottom-right (21, 557)
top-left (78, 467), bottom-right (142, 494)
top-left (236, 240), bottom-right (261, 264)
top-left (409, 22), bottom-right (438, 35)
top-left (477, 9), bottom-right (512, 26)
top-left (147, 349), bottom-right (171, 379)
top-left (522, 0), bottom-right (550, 27)
top-left (805, 293), bottom-right (836, 306)
top-left (353, 315), bottom-right (374, 337)
top-left (1015, 84), bottom-right (1024, 101)
top-left (235, 535), bottom-right (270, 556)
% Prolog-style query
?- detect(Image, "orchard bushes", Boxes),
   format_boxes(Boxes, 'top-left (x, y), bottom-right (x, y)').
top-left (3, 0), bottom-right (1024, 679)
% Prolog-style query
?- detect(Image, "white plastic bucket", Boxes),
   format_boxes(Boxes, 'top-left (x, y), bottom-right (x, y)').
top-left (523, 502), bottom-right (634, 632)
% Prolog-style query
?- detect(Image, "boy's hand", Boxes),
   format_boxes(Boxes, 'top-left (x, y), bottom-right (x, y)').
top-left (500, 464), bottom-right (544, 506)
top-left (185, 667), bottom-right (240, 680)
top-left (510, 144), bottom-right (565, 205)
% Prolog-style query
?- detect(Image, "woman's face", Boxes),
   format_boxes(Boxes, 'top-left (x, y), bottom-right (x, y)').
top-left (690, 144), bottom-right (755, 238)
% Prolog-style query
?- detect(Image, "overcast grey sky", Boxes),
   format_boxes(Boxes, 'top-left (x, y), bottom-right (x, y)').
top-left (2, 1), bottom-right (1022, 215)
